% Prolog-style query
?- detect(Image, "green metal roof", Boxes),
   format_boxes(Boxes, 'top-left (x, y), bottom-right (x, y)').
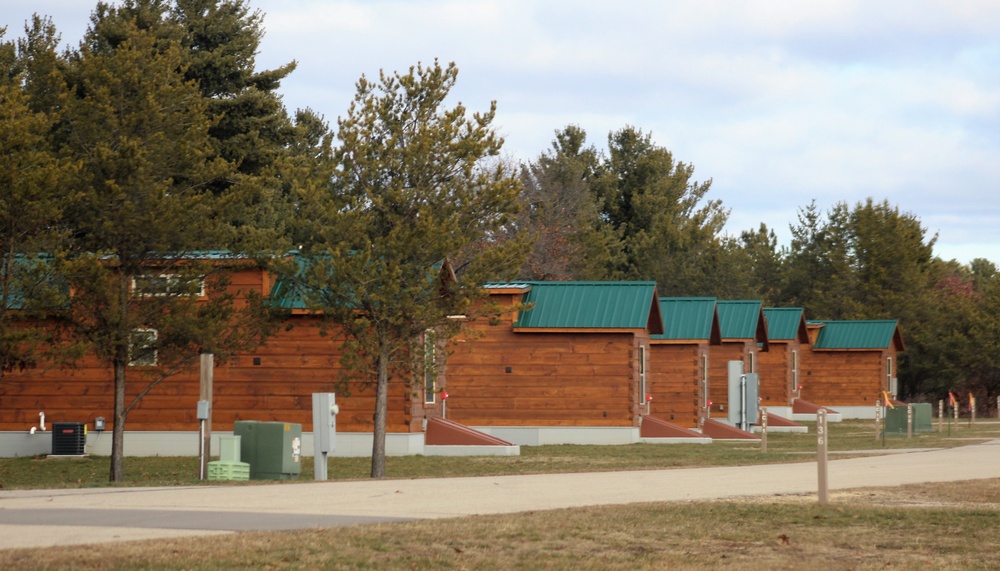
top-left (811, 320), bottom-right (903, 350)
top-left (716, 300), bottom-right (764, 340)
top-left (653, 297), bottom-right (718, 341)
top-left (269, 253), bottom-right (453, 311)
top-left (763, 308), bottom-right (807, 342)
top-left (514, 281), bottom-right (662, 332)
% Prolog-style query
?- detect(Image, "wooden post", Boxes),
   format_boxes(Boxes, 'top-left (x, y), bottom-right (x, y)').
top-left (817, 409), bottom-right (828, 505)
top-left (199, 352), bottom-right (213, 481)
top-left (971, 396), bottom-right (976, 424)
top-left (760, 407), bottom-right (767, 453)
top-left (938, 400), bottom-right (944, 433)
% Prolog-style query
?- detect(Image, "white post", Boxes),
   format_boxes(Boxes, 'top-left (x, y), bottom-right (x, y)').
top-left (761, 407), bottom-right (768, 453)
top-left (817, 409), bottom-right (829, 505)
top-left (875, 401), bottom-right (882, 442)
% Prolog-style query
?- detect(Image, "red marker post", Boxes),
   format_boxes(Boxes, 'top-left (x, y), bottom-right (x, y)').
top-left (441, 390), bottom-right (449, 419)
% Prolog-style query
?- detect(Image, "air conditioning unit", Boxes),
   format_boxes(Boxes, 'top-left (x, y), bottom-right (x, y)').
top-left (51, 422), bottom-right (86, 456)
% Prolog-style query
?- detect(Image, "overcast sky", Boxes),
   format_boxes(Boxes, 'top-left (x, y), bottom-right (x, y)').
top-left (6, 0), bottom-right (999, 265)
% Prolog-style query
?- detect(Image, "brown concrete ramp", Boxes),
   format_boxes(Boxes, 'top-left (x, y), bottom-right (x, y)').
top-left (701, 418), bottom-right (759, 440)
top-left (425, 418), bottom-right (514, 446)
top-left (793, 399), bottom-right (839, 414)
top-left (640, 416), bottom-right (705, 438)
top-left (759, 412), bottom-right (805, 428)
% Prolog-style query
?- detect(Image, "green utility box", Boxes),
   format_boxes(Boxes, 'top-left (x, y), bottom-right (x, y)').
top-left (233, 421), bottom-right (302, 480)
top-left (884, 403), bottom-right (933, 435)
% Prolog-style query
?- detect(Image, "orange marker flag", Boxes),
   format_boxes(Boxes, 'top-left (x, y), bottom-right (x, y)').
top-left (949, 392), bottom-right (957, 407)
top-left (882, 391), bottom-right (894, 409)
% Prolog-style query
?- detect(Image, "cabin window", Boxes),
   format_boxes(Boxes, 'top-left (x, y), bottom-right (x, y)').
top-left (638, 345), bottom-right (647, 403)
top-left (747, 350), bottom-right (755, 373)
top-left (128, 328), bottom-right (157, 367)
top-left (423, 329), bottom-right (437, 404)
top-left (132, 274), bottom-right (206, 297)
top-left (790, 350), bottom-right (799, 394)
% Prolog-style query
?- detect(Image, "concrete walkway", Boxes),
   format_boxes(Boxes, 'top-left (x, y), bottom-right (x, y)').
top-left (2, 440), bottom-right (999, 550)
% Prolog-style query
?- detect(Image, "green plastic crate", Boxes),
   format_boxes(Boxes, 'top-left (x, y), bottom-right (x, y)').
top-left (207, 461), bottom-right (250, 481)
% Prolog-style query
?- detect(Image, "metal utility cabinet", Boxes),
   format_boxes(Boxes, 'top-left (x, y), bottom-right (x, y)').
top-left (233, 421), bottom-right (302, 480)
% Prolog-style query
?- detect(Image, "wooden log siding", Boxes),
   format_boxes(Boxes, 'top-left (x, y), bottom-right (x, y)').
top-left (0, 317), bottom-right (418, 433)
top-left (799, 350), bottom-right (894, 406)
top-left (707, 342), bottom-right (756, 418)
top-left (758, 342), bottom-right (795, 406)
top-left (647, 342), bottom-right (706, 428)
top-left (0, 266), bottom-right (420, 434)
top-left (445, 311), bottom-right (646, 427)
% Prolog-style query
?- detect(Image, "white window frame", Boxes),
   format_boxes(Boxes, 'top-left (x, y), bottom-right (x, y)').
top-left (423, 329), bottom-right (437, 405)
top-left (886, 357), bottom-right (894, 395)
top-left (638, 345), bottom-right (647, 404)
top-left (132, 273), bottom-right (206, 298)
top-left (791, 350), bottom-right (799, 395)
top-left (701, 353), bottom-right (709, 411)
top-left (128, 328), bottom-right (158, 367)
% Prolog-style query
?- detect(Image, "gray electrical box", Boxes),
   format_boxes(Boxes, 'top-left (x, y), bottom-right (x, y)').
top-left (727, 361), bottom-right (759, 431)
top-left (311, 393), bottom-right (337, 454)
top-left (196, 400), bottom-right (210, 420)
top-left (311, 393), bottom-right (337, 480)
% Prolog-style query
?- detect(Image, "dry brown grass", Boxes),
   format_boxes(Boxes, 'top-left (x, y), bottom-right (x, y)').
top-left (3, 478), bottom-right (1000, 570)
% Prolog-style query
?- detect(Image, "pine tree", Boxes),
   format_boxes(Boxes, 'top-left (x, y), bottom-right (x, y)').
top-left (291, 61), bottom-right (527, 478)
top-left (590, 126), bottom-right (728, 294)
top-left (61, 16), bottom-right (263, 482)
top-left (516, 125), bottom-right (619, 280)
top-left (0, 25), bottom-right (76, 376)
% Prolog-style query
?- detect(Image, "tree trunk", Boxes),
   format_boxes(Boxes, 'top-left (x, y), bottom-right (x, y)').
top-left (370, 338), bottom-right (390, 479)
top-left (110, 354), bottom-right (127, 482)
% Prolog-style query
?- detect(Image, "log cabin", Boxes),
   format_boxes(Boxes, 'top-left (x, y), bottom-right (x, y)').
top-left (800, 320), bottom-right (905, 419)
top-left (444, 281), bottom-right (664, 445)
top-left (758, 307), bottom-right (810, 415)
top-left (647, 297), bottom-right (721, 428)
top-left (0, 254), bottom-right (450, 457)
top-left (708, 300), bottom-right (768, 422)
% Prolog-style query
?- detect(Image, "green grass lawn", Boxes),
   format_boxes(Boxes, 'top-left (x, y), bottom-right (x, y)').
top-left (2, 419), bottom-right (997, 489)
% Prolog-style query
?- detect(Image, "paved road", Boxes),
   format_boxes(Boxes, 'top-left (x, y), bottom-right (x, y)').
top-left (2, 440), bottom-right (999, 550)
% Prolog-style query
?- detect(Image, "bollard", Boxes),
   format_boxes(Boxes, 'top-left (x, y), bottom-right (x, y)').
top-left (817, 409), bottom-right (828, 505)
top-left (874, 401), bottom-right (881, 442)
top-left (761, 407), bottom-right (768, 454)
top-left (939, 400), bottom-right (944, 433)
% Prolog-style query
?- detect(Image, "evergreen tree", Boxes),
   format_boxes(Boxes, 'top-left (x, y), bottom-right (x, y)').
top-left (290, 61), bottom-right (527, 478)
top-left (0, 25), bottom-right (76, 376)
top-left (590, 126), bottom-right (728, 294)
top-left (61, 16), bottom-right (269, 482)
top-left (516, 125), bottom-right (619, 280)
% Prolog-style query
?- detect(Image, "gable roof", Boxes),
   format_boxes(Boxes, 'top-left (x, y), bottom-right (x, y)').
top-left (716, 300), bottom-right (768, 347)
top-left (513, 281), bottom-right (663, 333)
top-left (810, 320), bottom-right (905, 351)
top-left (763, 307), bottom-right (809, 343)
top-left (652, 297), bottom-right (721, 344)
top-left (270, 253), bottom-right (456, 311)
